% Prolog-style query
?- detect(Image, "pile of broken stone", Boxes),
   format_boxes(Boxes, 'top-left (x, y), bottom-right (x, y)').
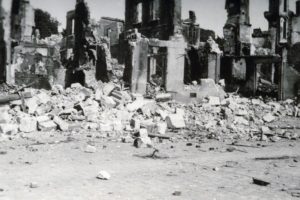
top-left (0, 81), bottom-right (299, 145)
top-left (184, 95), bottom-right (300, 142)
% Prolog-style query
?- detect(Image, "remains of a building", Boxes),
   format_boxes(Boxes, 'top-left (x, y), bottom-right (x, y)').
top-left (222, 0), bottom-right (300, 99)
top-left (122, 0), bottom-right (225, 102)
top-left (0, 0), bottom-right (299, 101)
top-left (93, 17), bottom-right (124, 61)
top-left (182, 11), bottom-right (222, 84)
top-left (10, 0), bottom-right (35, 43)
top-left (62, 0), bottom-right (112, 87)
top-left (123, 0), bottom-right (191, 99)
top-left (0, 0), bottom-right (65, 89)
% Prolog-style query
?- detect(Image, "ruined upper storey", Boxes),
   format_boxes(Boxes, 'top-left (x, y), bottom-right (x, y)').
top-left (225, 0), bottom-right (250, 25)
top-left (125, 0), bottom-right (182, 40)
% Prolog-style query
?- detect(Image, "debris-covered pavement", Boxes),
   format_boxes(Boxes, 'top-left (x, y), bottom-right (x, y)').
top-left (0, 80), bottom-right (300, 199)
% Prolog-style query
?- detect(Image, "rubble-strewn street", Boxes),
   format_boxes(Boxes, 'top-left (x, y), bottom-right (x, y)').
top-left (0, 79), bottom-right (300, 199)
top-left (1, 0), bottom-right (300, 199)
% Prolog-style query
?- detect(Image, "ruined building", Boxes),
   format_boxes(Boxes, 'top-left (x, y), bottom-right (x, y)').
top-left (123, 0), bottom-right (187, 96)
top-left (125, 0), bottom-right (182, 40)
top-left (222, 0), bottom-right (300, 99)
top-left (0, 0), bottom-right (65, 89)
top-left (10, 0), bottom-right (34, 43)
top-left (94, 17), bottom-right (124, 60)
top-left (182, 10), bottom-right (222, 84)
top-left (223, 0), bottom-right (251, 56)
top-left (62, 0), bottom-right (113, 87)
top-left (261, 0), bottom-right (300, 99)
top-left (1, 0), bottom-right (299, 100)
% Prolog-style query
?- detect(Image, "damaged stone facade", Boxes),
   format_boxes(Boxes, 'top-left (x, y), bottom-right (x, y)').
top-left (0, 0), bottom-right (299, 101)
top-left (123, 0), bottom-right (186, 95)
top-left (125, 0), bottom-right (182, 40)
top-left (0, 0), bottom-right (37, 85)
top-left (10, 0), bottom-right (35, 43)
top-left (221, 0), bottom-right (300, 100)
top-left (8, 0), bottom-right (63, 89)
top-left (12, 42), bottom-right (62, 89)
top-left (93, 17), bottom-right (124, 62)
top-left (223, 0), bottom-right (251, 56)
top-left (61, 0), bottom-right (114, 87)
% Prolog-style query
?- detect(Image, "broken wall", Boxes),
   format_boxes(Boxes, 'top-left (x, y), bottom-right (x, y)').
top-left (182, 11), bottom-right (200, 46)
top-left (96, 17), bottom-right (124, 61)
top-left (10, 0), bottom-right (35, 42)
top-left (123, 37), bottom-right (149, 94)
top-left (12, 43), bottom-right (62, 89)
top-left (223, 0), bottom-right (252, 56)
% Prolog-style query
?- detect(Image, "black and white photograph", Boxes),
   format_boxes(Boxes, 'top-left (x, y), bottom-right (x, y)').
top-left (0, 0), bottom-right (300, 199)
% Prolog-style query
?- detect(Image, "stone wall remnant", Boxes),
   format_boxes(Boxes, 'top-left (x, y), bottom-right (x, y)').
top-left (125, 0), bottom-right (182, 40)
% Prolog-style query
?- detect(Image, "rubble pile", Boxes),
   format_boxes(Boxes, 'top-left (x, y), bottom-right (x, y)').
top-left (184, 95), bottom-right (300, 142)
top-left (0, 81), bottom-right (299, 144)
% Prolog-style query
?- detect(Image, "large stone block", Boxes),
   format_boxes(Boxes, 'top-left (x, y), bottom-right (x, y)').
top-left (38, 121), bottom-right (57, 132)
top-left (18, 117), bottom-right (37, 133)
top-left (166, 114), bottom-right (186, 129)
top-left (53, 116), bottom-right (69, 131)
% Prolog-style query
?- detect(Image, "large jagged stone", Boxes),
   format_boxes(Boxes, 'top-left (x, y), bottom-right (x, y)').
top-left (127, 99), bottom-right (152, 112)
top-left (208, 96), bottom-right (221, 106)
top-left (101, 96), bottom-right (117, 108)
top-left (53, 116), bottom-right (69, 131)
top-left (263, 113), bottom-right (276, 123)
top-left (102, 83), bottom-right (116, 96)
top-left (38, 121), bottom-right (57, 132)
top-left (18, 117), bottom-right (37, 133)
top-left (166, 114), bottom-right (186, 129)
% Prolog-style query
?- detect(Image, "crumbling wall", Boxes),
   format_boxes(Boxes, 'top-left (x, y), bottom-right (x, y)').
top-left (125, 0), bottom-right (182, 40)
top-left (63, 0), bottom-right (112, 87)
top-left (182, 11), bottom-right (200, 46)
top-left (96, 41), bottom-right (112, 83)
top-left (223, 0), bottom-right (251, 56)
top-left (10, 0), bottom-right (34, 42)
top-left (96, 17), bottom-right (124, 61)
top-left (12, 43), bottom-right (61, 89)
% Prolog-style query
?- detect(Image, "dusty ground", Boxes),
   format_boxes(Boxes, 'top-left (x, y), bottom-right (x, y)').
top-left (0, 130), bottom-right (300, 200)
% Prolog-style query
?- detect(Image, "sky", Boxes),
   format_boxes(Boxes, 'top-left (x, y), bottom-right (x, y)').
top-left (29, 0), bottom-right (297, 36)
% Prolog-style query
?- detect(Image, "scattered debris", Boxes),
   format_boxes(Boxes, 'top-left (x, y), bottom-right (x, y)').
top-left (97, 171), bottom-right (111, 180)
top-left (255, 156), bottom-right (300, 161)
top-left (29, 182), bottom-right (39, 189)
top-left (84, 145), bottom-right (97, 153)
top-left (172, 191), bottom-right (182, 196)
top-left (252, 178), bottom-right (270, 186)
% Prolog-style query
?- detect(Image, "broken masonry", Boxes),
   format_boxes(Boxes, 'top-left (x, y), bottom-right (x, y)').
top-left (0, 0), bottom-right (299, 101)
